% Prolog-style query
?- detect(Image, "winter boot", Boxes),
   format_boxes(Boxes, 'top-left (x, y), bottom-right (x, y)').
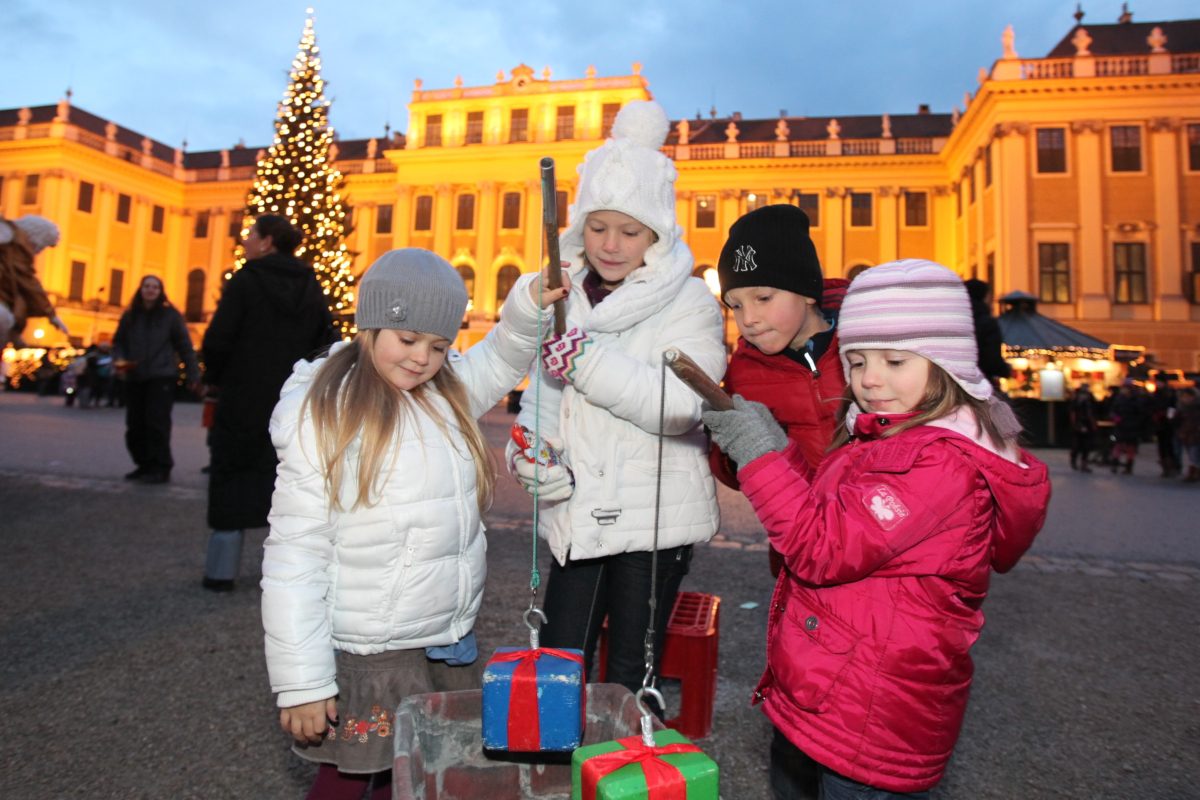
top-left (1185, 466), bottom-right (1200, 483)
top-left (203, 529), bottom-right (244, 591)
top-left (1123, 460), bottom-right (1134, 475)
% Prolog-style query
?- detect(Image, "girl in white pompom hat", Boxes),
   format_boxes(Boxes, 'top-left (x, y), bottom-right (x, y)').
top-left (0, 215), bottom-right (70, 346)
top-left (506, 100), bottom-right (727, 712)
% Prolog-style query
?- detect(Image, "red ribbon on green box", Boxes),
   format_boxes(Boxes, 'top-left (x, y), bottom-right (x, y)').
top-left (485, 647), bottom-right (584, 751)
top-left (580, 734), bottom-right (703, 800)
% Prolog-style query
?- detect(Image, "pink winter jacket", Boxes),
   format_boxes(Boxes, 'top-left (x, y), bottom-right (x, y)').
top-left (739, 411), bottom-right (1051, 793)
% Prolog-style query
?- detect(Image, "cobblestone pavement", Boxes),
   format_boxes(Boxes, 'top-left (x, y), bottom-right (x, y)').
top-left (1, 393), bottom-right (1198, 799)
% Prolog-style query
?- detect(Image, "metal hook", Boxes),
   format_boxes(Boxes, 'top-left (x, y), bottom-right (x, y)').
top-left (523, 606), bottom-right (547, 650)
top-left (634, 685), bottom-right (666, 747)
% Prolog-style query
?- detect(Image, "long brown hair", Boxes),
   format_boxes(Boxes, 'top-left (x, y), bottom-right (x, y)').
top-left (300, 330), bottom-right (494, 513)
top-left (831, 360), bottom-right (1011, 450)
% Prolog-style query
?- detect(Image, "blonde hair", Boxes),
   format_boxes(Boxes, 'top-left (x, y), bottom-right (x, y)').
top-left (300, 331), bottom-right (494, 513)
top-left (831, 360), bottom-right (1012, 451)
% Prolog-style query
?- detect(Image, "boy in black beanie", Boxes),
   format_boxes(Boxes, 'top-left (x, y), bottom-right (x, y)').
top-left (708, 202), bottom-right (847, 800)
top-left (708, 203), bottom-right (848, 525)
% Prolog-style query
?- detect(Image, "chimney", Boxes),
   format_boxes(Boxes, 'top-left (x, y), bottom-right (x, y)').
top-left (918, 104), bottom-right (931, 115)
top-left (732, 111), bottom-right (742, 121)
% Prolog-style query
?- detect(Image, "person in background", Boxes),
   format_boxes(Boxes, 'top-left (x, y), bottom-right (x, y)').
top-left (112, 275), bottom-right (201, 484)
top-left (200, 214), bottom-right (336, 592)
top-left (1148, 375), bottom-right (1180, 478)
top-left (0, 215), bottom-right (69, 347)
top-left (1068, 385), bottom-right (1098, 472)
top-left (1108, 382), bottom-right (1148, 475)
top-left (964, 278), bottom-right (1011, 390)
top-left (1174, 386), bottom-right (1200, 483)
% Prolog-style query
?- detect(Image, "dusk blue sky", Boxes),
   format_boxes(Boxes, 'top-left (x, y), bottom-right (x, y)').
top-left (2, 1), bottom-right (1195, 152)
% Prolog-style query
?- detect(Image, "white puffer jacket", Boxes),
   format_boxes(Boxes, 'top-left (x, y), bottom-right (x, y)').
top-left (262, 274), bottom-right (548, 708)
top-left (513, 234), bottom-right (727, 565)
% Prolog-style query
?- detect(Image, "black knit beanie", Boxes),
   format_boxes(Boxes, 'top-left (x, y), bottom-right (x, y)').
top-left (717, 205), bottom-right (823, 305)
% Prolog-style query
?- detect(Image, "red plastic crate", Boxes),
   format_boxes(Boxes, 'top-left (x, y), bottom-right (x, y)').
top-left (596, 591), bottom-right (721, 738)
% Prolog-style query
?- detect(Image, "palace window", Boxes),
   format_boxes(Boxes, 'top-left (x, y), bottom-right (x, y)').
top-left (376, 204), bottom-right (393, 234)
top-left (456, 194), bottom-right (475, 230)
top-left (1189, 242), bottom-right (1200, 304)
top-left (425, 114), bottom-right (443, 147)
top-left (151, 205), bottom-right (165, 233)
top-left (228, 211), bottom-right (244, 239)
top-left (496, 265), bottom-right (520, 311)
top-left (108, 268), bottom-right (125, 307)
top-left (556, 190), bottom-right (568, 229)
top-left (193, 210), bottom-right (209, 238)
top-left (796, 192), bottom-right (820, 227)
top-left (69, 261), bottom-right (86, 301)
top-left (1188, 124), bottom-right (1200, 171)
top-left (465, 111), bottom-right (484, 145)
top-left (695, 195), bottom-right (716, 229)
top-left (968, 169), bottom-right (976, 204)
top-left (186, 269), bottom-right (206, 322)
top-left (955, 183), bottom-right (963, 217)
top-left (116, 193), bottom-right (132, 224)
top-left (414, 195), bottom-right (433, 231)
top-left (745, 192), bottom-right (767, 213)
top-left (1038, 243), bottom-right (1071, 304)
top-left (556, 106), bottom-right (575, 141)
top-left (457, 264), bottom-right (475, 306)
top-left (1036, 128), bottom-right (1067, 173)
top-left (22, 174), bottom-right (39, 205)
top-left (601, 103), bottom-right (621, 138)
top-left (1110, 126), bottom-right (1142, 172)
top-left (904, 191), bottom-right (928, 227)
top-left (985, 143), bottom-right (993, 186)
top-left (501, 192), bottom-right (521, 229)
top-left (1113, 242), bottom-right (1148, 304)
top-left (510, 109), bottom-right (529, 143)
top-left (78, 181), bottom-right (94, 213)
top-left (850, 192), bottom-right (873, 227)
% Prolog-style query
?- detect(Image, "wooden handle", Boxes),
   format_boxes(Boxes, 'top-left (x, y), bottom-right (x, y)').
top-left (664, 349), bottom-right (734, 411)
top-left (540, 157), bottom-right (567, 336)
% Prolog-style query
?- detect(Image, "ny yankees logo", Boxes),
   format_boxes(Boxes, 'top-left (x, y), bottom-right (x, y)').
top-left (733, 245), bottom-right (758, 272)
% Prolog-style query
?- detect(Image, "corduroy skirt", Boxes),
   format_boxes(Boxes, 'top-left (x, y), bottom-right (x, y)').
top-left (292, 647), bottom-right (483, 774)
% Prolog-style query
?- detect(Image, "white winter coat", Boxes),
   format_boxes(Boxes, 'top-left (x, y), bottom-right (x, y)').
top-left (514, 234), bottom-right (726, 565)
top-left (262, 274), bottom-right (547, 708)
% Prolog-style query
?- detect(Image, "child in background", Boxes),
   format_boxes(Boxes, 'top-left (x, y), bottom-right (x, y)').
top-left (261, 249), bottom-right (566, 799)
top-left (703, 259), bottom-right (1051, 799)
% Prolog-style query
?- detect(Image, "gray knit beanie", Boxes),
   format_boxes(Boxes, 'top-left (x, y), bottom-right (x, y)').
top-left (355, 249), bottom-right (468, 341)
top-left (13, 215), bottom-right (60, 253)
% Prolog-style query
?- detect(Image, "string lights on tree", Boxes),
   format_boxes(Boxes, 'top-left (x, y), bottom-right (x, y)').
top-left (231, 8), bottom-right (356, 336)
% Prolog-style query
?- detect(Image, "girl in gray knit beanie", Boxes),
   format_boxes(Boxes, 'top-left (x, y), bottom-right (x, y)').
top-left (260, 248), bottom-right (566, 794)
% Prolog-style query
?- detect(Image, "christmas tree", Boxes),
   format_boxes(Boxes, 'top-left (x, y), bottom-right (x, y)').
top-left (232, 9), bottom-right (356, 335)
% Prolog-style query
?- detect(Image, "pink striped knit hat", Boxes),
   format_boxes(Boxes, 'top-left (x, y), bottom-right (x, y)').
top-left (838, 259), bottom-right (992, 400)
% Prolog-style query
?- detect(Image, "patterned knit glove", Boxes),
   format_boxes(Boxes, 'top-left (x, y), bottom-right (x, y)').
top-left (702, 395), bottom-right (788, 469)
top-left (542, 327), bottom-right (593, 384)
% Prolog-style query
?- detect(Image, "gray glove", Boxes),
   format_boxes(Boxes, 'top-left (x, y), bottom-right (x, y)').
top-left (702, 395), bottom-right (788, 468)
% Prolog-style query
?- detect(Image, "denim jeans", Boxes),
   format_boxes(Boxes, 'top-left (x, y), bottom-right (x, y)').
top-left (770, 727), bottom-right (931, 800)
top-left (539, 545), bottom-right (692, 715)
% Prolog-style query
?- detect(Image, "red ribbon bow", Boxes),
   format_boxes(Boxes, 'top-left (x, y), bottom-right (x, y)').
top-left (580, 734), bottom-right (703, 800)
top-left (485, 647), bottom-right (584, 750)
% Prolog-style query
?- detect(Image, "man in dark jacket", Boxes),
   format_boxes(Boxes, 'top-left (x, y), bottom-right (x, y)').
top-left (965, 278), bottom-right (1011, 388)
top-left (200, 215), bottom-right (335, 590)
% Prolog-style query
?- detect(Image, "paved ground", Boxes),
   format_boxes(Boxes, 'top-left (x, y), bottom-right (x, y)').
top-left (1, 393), bottom-right (1197, 799)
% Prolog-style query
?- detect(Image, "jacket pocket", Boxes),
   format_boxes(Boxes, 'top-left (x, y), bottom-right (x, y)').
top-left (768, 593), bottom-right (860, 713)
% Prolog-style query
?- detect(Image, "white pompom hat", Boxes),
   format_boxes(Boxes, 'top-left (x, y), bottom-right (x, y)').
top-left (560, 100), bottom-right (679, 254)
top-left (14, 215), bottom-right (60, 253)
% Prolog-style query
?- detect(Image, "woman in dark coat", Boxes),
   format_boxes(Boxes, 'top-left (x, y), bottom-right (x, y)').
top-left (201, 215), bottom-right (335, 590)
top-left (113, 275), bottom-right (201, 483)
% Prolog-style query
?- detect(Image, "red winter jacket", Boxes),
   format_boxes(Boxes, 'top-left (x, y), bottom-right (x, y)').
top-left (709, 278), bottom-right (849, 488)
top-left (739, 413), bottom-right (1051, 793)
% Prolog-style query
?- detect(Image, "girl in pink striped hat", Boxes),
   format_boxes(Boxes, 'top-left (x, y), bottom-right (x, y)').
top-left (703, 259), bottom-right (1051, 798)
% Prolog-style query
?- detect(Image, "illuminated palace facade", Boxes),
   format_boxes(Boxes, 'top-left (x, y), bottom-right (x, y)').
top-left (2, 16), bottom-right (1200, 368)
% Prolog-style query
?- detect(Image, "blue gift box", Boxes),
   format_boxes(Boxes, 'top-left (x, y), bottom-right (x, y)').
top-left (481, 646), bottom-right (586, 751)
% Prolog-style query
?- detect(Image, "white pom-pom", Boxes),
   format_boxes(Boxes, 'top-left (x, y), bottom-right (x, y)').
top-left (611, 100), bottom-right (669, 149)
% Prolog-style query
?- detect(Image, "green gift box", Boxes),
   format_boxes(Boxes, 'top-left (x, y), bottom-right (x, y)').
top-left (571, 728), bottom-right (719, 800)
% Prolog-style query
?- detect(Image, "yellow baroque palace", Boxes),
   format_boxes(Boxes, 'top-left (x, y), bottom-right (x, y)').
top-left (2, 15), bottom-right (1200, 369)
